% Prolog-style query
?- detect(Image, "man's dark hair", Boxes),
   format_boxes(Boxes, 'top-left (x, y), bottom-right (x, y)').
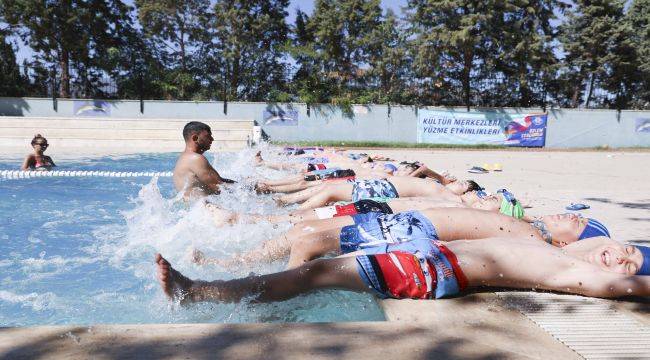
top-left (466, 180), bottom-right (483, 193)
top-left (182, 121), bottom-right (211, 140)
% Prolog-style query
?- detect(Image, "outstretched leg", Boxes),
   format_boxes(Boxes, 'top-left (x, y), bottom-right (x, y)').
top-left (258, 174), bottom-right (304, 187)
top-left (277, 185), bottom-right (325, 205)
top-left (194, 216), bottom-right (353, 268)
top-left (298, 183), bottom-right (353, 210)
top-left (286, 227), bottom-right (343, 269)
top-left (264, 181), bottom-right (312, 194)
top-left (156, 253), bottom-right (367, 304)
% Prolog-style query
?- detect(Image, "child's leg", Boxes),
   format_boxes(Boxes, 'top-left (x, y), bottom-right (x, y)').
top-left (277, 185), bottom-right (325, 205)
top-left (259, 175), bottom-right (303, 186)
top-left (266, 181), bottom-right (311, 194)
top-left (286, 227), bottom-right (345, 269)
top-left (156, 254), bottom-right (367, 303)
top-left (298, 184), bottom-right (353, 210)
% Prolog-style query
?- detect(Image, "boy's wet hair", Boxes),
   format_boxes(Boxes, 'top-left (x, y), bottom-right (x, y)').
top-left (182, 121), bottom-right (211, 140)
top-left (466, 180), bottom-right (483, 192)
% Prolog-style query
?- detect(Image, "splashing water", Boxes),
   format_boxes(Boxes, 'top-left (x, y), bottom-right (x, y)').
top-left (0, 148), bottom-right (383, 325)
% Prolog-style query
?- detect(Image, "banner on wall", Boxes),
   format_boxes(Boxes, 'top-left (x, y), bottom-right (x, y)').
top-left (263, 109), bottom-right (299, 126)
top-left (417, 110), bottom-right (547, 147)
top-left (73, 100), bottom-right (111, 117)
top-left (635, 118), bottom-right (650, 133)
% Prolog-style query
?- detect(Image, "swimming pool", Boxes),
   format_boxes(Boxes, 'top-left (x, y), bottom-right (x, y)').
top-left (0, 149), bottom-right (384, 326)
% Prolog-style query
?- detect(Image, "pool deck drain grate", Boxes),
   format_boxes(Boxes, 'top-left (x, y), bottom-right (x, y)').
top-left (497, 292), bottom-right (650, 359)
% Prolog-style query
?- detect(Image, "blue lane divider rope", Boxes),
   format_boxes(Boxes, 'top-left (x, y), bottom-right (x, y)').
top-left (0, 170), bottom-right (173, 179)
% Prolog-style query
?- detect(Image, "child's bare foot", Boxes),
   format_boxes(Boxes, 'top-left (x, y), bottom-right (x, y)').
top-left (254, 151), bottom-right (263, 166)
top-left (155, 253), bottom-right (196, 303)
top-left (205, 203), bottom-right (237, 227)
top-left (273, 196), bottom-right (287, 206)
top-left (255, 182), bottom-right (272, 194)
top-left (191, 248), bottom-right (207, 265)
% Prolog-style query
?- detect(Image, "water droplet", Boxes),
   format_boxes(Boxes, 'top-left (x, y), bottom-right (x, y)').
top-left (499, 273), bottom-right (503, 277)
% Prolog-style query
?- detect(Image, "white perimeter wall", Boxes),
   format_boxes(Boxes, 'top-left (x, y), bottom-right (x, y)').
top-left (1, 97), bottom-right (649, 148)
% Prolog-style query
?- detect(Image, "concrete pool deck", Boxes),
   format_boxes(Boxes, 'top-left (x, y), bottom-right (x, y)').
top-left (1, 148), bottom-right (649, 359)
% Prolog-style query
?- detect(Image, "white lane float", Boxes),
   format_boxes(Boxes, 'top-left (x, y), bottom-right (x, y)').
top-left (0, 170), bottom-right (173, 179)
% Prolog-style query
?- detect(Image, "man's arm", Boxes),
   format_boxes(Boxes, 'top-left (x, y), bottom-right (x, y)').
top-left (191, 156), bottom-right (228, 192)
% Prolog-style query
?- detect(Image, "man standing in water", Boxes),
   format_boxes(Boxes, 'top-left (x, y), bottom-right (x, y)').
top-left (173, 121), bottom-right (234, 199)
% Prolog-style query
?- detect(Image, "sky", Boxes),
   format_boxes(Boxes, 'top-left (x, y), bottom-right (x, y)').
top-left (11, 0), bottom-right (408, 63)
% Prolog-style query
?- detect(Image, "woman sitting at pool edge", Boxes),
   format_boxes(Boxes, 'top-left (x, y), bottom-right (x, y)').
top-left (21, 134), bottom-right (56, 171)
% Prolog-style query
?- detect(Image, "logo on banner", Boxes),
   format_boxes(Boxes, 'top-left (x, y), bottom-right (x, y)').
top-left (73, 100), bottom-right (111, 117)
top-left (263, 109), bottom-right (299, 126)
top-left (636, 118), bottom-right (650, 133)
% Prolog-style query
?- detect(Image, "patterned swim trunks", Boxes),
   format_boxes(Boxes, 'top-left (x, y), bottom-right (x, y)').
top-left (351, 179), bottom-right (399, 202)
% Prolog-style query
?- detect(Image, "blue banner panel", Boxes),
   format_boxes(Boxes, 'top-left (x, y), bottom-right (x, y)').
top-left (417, 110), bottom-right (546, 147)
top-left (73, 100), bottom-right (111, 117)
top-left (636, 118), bottom-right (650, 133)
top-left (263, 109), bottom-right (299, 126)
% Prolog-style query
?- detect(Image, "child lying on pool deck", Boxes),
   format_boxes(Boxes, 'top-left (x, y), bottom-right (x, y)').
top-left (195, 208), bottom-right (603, 270)
top-left (205, 190), bottom-right (518, 227)
top-left (256, 162), bottom-right (457, 195)
top-left (277, 177), bottom-right (483, 210)
top-left (156, 236), bottom-right (650, 304)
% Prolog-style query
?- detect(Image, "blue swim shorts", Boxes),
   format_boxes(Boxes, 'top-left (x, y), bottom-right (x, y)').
top-left (340, 211), bottom-right (438, 253)
top-left (351, 179), bottom-right (399, 202)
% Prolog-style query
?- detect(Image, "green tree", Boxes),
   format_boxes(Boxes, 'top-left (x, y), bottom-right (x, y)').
top-left (627, 0), bottom-right (650, 108)
top-left (559, 0), bottom-right (628, 107)
top-left (406, 0), bottom-right (494, 108)
top-left (0, 29), bottom-right (28, 97)
top-left (211, 0), bottom-right (290, 102)
top-left (307, 0), bottom-right (383, 106)
top-left (135, 0), bottom-right (210, 100)
top-left (362, 9), bottom-right (412, 104)
top-left (487, 0), bottom-right (565, 107)
top-left (135, 0), bottom-right (209, 72)
top-left (2, 0), bottom-right (134, 98)
top-left (287, 9), bottom-right (332, 105)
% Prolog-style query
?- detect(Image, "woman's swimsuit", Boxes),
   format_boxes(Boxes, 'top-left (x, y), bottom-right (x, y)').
top-left (339, 211), bottom-right (438, 253)
top-left (32, 157), bottom-right (53, 170)
top-left (355, 240), bottom-right (468, 299)
top-left (351, 179), bottom-right (399, 202)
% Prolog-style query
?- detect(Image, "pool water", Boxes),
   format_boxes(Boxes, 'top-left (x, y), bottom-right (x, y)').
top-left (0, 148), bottom-right (384, 326)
